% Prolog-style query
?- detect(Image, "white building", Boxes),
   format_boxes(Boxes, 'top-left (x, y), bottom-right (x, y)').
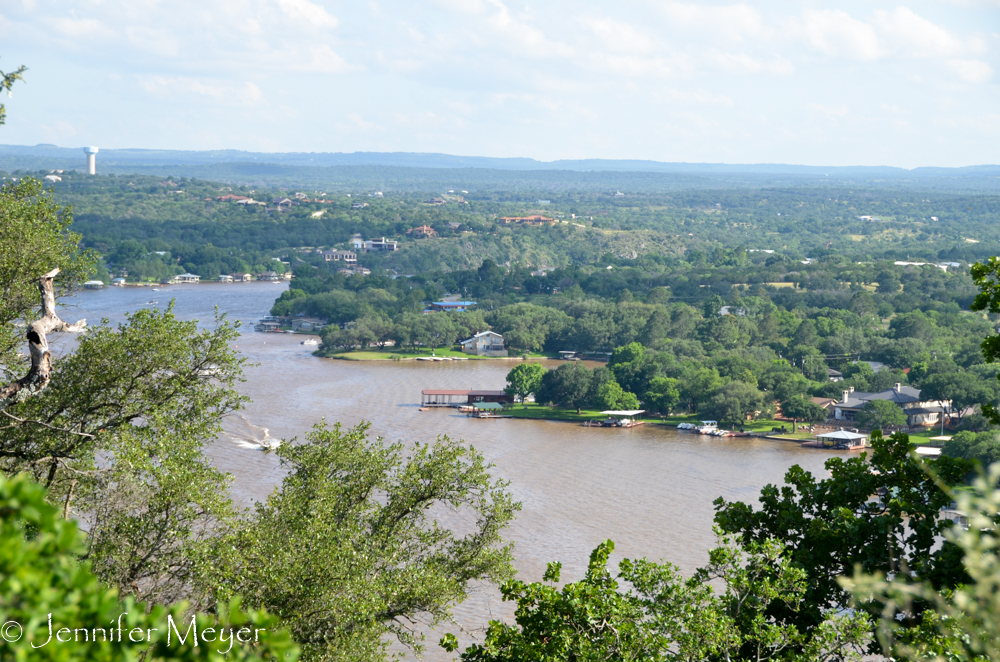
top-left (833, 384), bottom-right (949, 427)
top-left (460, 331), bottom-right (507, 357)
top-left (172, 273), bottom-right (201, 284)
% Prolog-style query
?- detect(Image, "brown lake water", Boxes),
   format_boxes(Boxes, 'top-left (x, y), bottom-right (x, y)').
top-left (64, 282), bottom-right (836, 658)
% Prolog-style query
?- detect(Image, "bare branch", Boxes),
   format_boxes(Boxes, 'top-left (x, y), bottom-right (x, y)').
top-left (0, 268), bottom-right (86, 411)
top-left (1, 410), bottom-right (96, 438)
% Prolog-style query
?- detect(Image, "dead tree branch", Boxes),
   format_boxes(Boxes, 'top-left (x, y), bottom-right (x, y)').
top-left (0, 268), bottom-right (86, 411)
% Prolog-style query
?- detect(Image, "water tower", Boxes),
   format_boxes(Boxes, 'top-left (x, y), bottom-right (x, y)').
top-left (83, 146), bottom-right (98, 175)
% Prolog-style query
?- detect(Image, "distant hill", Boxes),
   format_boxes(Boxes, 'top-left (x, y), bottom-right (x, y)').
top-left (3, 144), bottom-right (998, 192)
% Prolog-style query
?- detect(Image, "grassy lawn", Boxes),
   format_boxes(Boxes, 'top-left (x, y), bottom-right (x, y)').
top-left (658, 415), bottom-right (801, 434)
top-left (321, 347), bottom-right (555, 361)
top-left (505, 403), bottom-right (655, 423)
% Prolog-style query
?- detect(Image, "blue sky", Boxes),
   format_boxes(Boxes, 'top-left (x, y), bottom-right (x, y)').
top-left (2, 0), bottom-right (998, 167)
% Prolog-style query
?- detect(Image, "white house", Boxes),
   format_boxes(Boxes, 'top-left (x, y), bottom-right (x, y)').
top-left (172, 273), bottom-right (200, 284)
top-left (321, 250), bottom-right (357, 264)
top-left (833, 384), bottom-right (949, 427)
top-left (217, 274), bottom-right (234, 282)
top-left (460, 331), bottom-right (507, 357)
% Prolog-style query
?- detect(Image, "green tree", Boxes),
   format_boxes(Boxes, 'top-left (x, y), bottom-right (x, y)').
top-left (780, 396), bottom-right (828, 433)
top-left (0, 472), bottom-right (298, 661)
top-left (0, 59), bottom-right (26, 125)
top-left (846, 464), bottom-right (1000, 662)
top-left (594, 379), bottom-right (640, 411)
top-left (921, 372), bottom-right (995, 425)
top-left (217, 422), bottom-right (519, 662)
top-left (0, 178), bottom-right (95, 363)
top-left (856, 399), bottom-right (906, 432)
top-left (446, 536), bottom-right (871, 662)
top-left (537, 362), bottom-right (593, 413)
top-left (505, 362), bottom-right (546, 405)
top-left (714, 432), bottom-right (973, 641)
top-left (2, 306), bottom-right (247, 604)
top-left (703, 381), bottom-right (765, 426)
top-left (644, 376), bottom-right (681, 415)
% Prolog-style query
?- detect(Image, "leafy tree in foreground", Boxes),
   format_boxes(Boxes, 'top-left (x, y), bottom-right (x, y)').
top-left (846, 463), bottom-right (1000, 662)
top-left (0, 472), bottom-right (298, 661)
top-left (970, 255), bottom-right (1000, 424)
top-left (644, 376), bottom-right (680, 415)
top-left (0, 58), bottom-right (26, 125)
top-left (714, 432), bottom-right (973, 643)
top-left (445, 536), bottom-right (870, 662)
top-left (505, 362), bottom-right (546, 405)
top-left (856, 399), bottom-right (906, 432)
top-left (216, 422), bottom-right (520, 662)
top-left (2, 305), bottom-right (247, 606)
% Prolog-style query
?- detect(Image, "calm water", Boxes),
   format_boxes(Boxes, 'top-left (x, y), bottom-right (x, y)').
top-left (63, 283), bottom-right (836, 658)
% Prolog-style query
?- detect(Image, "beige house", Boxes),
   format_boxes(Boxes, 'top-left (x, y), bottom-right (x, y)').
top-left (460, 331), bottom-right (507, 357)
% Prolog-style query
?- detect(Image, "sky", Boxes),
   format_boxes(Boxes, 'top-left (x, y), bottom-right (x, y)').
top-left (1, 0), bottom-right (998, 167)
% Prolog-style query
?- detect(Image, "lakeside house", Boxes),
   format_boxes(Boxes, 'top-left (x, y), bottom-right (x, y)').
top-left (421, 389), bottom-right (512, 406)
top-left (833, 384), bottom-right (949, 427)
top-left (83, 280), bottom-right (104, 290)
top-left (171, 273), bottom-right (200, 284)
top-left (460, 331), bottom-right (507, 357)
top-left (258, 271), bottom-right (282, 281)
top-left (500, 215), bottom-right (556, 226)
top-left (111, 277), bottom-right (127, 286)
top-left (407, 225), bottom-right (437, 238)
top-left (321, 249), bottom-right (357, 264)
top-left (231, 273), bottom-right (253, 282)
top-left (217, 274), bottom-right (234, 282)
top-left (291, 317), bottom-right (326, 332)
top-left (431, 301), bottom-right (476, 312)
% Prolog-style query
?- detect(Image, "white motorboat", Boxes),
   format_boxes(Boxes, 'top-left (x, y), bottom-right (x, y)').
top-left (695, 421), bottom-right (718, 434)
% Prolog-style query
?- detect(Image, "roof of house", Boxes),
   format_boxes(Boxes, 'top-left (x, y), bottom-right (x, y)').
top-left (836, 385), bottom-right (924, 409)
top-left (462, 330), bottom-right (502, 342)
top-left (432, 301), bottom-right (477, 306)
top-left (422, 389), bottom-right (471, 395)
top-left (468, 390), bottom-right (508, 396)
top-left (817, 430), bottom-right (868, 440)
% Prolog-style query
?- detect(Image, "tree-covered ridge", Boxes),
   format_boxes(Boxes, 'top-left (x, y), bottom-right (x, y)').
top-left (5, 170), bottom-right (1000, 277)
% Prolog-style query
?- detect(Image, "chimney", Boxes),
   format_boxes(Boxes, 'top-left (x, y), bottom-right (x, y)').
top-left (894, 383), bottom-right (901, 392)
top-left (849, 386), bottom-right (854, 393)
top-left (842, 390), bottom-right (850, 404)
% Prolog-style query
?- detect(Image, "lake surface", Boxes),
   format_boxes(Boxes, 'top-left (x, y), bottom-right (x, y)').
top-left (64, 282), bottom-right (836, 658)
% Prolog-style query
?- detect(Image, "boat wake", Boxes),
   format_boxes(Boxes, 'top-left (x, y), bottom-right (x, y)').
top-left (224, 415), bottom-right (281, 451)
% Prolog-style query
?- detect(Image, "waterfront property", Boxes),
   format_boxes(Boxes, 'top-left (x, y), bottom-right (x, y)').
top-left (321, 249), bottom-right (357, 264)
top-left (171, 273), bottom-right (201, 284)
top-left (421, 389), bottom-right (512, 407)
top-left (431, 301), bottom-right (477, 312)
top-left (83, 280), bottom-right (105, 290)
top-left (232, 272), bottom-right (253, 282)
top-left (833, 384), bottom-right (949, 426)
top-left (291, 317), bottom-right (326, 332)
top-left (217, 274), bottom-right (234, 282)
top-left (460, 330), bottom-right (507, 356)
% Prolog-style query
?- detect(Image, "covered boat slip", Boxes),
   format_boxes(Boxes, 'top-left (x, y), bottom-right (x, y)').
top-left (801, 429), bottom-right (869, 450)
top-left (420, 389), bottom-right (512, 407)
top-left (583, 410), bottom-right (646, 428)
top-left (466, 402), bottom-right (510, 419)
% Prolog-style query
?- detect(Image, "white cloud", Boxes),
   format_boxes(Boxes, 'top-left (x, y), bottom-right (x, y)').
top-left (873, 7), bottom-right (967, 58)
top-left (49, 17), bottom-right (113, 38)
top-left (126, 27), bottom-right (179, 57)
top-left (791, 9), bottom-right (882, 61)
top-left (302, 44), bottom-right (350, 72)
top-left (276, 0), bottom-right (338, 29)
top-left (658, 3), bottom-right (768, 42)
top-left (580, 17), bottom-right (655, 54)
top-left (948, 58), bottom-right (994, 83)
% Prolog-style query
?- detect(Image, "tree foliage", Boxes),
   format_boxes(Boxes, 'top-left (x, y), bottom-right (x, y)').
top-left (216, 422), bottom-right (520, 662)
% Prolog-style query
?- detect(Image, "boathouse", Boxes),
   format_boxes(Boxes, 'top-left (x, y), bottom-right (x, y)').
top-left (421, 389), bottom-right (512, 406)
